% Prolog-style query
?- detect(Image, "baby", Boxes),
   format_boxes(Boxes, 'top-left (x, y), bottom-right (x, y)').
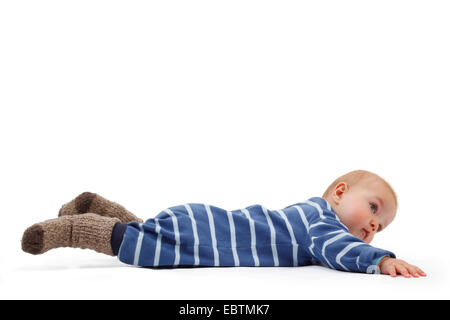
top-left (21, 169), bottom-right (426, 278)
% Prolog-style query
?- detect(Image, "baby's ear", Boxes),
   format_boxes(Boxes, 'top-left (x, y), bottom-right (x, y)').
top-left (333, 182), bottom-right (348, 200)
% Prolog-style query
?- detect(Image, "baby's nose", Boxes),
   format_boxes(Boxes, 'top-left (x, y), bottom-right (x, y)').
top-left (369, 220), bottom-right (379, 232)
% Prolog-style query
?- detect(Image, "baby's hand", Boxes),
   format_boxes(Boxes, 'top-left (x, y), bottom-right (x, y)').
top-left (378, 257), bottom-right (427, 278)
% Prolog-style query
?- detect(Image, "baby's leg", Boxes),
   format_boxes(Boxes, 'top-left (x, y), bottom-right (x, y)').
top-left (58, 192), bottom-right (143, 223)
top-left (21, 214), bottom-right (121, 256)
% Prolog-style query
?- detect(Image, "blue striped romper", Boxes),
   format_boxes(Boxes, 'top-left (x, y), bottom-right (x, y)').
top-left (117, 197), bottom-right (395, 273)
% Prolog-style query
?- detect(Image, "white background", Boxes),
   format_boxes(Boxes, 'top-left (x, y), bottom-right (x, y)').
top-left (1, 0), bottom-right (449, 299)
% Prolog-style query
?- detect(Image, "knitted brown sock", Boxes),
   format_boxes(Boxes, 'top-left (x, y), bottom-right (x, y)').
top-left (58, 192), bottom-right (143, 223)
top-left (21, 213), bottom-right (120, 256)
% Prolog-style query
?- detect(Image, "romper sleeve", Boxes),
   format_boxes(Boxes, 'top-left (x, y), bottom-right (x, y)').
top-left (307, 216), bottom-right (396, 274)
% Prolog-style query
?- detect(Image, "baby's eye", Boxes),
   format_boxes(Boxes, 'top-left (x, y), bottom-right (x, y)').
top-left (370, 203), bottom-right (378, 213)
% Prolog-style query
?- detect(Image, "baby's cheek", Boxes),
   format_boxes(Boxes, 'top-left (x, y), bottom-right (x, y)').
top-left (349, 209), bottom-right (370, 228)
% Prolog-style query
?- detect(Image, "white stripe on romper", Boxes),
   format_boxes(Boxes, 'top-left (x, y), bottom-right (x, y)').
top-left (164, 208), bottom-right (180, 266)
top-left (241, 208), bottom-right (260, 266)
top-left (133, 223), bottom-right (144, 266)
top-left (336, 242), bottom-right (365, 271)
top-left (153, 218), bottom-right (162, 266)
top-left (321, 231), bottom-right (347, 268)
top-left (293, 205), bottom-right (309, 233)
top-left (309, 236), bottom-right (317, 256)
top-left (204, 204), bottom-right (220, 266)
top-left (226, 211), bottom-right (240, 266)
top-left (261, 206), bottom-right (279, 266)
top-left (305, 200), bottom-right (325, 219)
top-left (307, 200), bottom-right (348, 230)
top-left (277, 209), bottom-right (299, 266)
top-left (309, 222), bottom-right (326, 229)
top-left (184, 204), bottom-right (200, 266)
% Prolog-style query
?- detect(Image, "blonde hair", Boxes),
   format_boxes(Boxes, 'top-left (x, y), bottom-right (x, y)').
top-left (322, 170), bottom-right (398, 210)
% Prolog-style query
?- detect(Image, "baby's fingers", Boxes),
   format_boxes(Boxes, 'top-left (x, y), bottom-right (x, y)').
top-left (380, 259), bottom-right (427, 278)
top-left (407, 265), bottom-right (427, 277)
top-left (417, 268), bottom-right (427, 277)
top-left (396, 264), bottom-right (411, 278)
top-left (385, 264), bottom-right (397, 277)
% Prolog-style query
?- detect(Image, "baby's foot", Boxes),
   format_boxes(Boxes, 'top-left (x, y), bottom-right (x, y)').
top-left (21, 214), bottom-right (120, 255)
top-left (58, 192), bottom-right (143, 223)
top-left (58, 192), bottom-right (96, 217)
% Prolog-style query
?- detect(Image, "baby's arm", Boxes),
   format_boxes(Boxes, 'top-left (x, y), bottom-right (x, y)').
top-left (306, 216), bottom-right (427, 277)
top-left (378, 256), bottom-right (427, 278)
top-left (307, 218), bottom-right (396, 274)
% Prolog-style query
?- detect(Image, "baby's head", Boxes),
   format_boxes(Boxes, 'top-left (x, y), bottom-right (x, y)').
top-left (322, 170), bottom-right (398, 244)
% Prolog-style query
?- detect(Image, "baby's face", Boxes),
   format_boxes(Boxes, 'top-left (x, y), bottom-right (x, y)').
top-left (328, 178), bottom-right (397, 243)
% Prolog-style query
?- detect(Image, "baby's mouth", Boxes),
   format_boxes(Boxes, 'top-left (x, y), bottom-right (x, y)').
top-left (362, 229), bottom-right (369, 241)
